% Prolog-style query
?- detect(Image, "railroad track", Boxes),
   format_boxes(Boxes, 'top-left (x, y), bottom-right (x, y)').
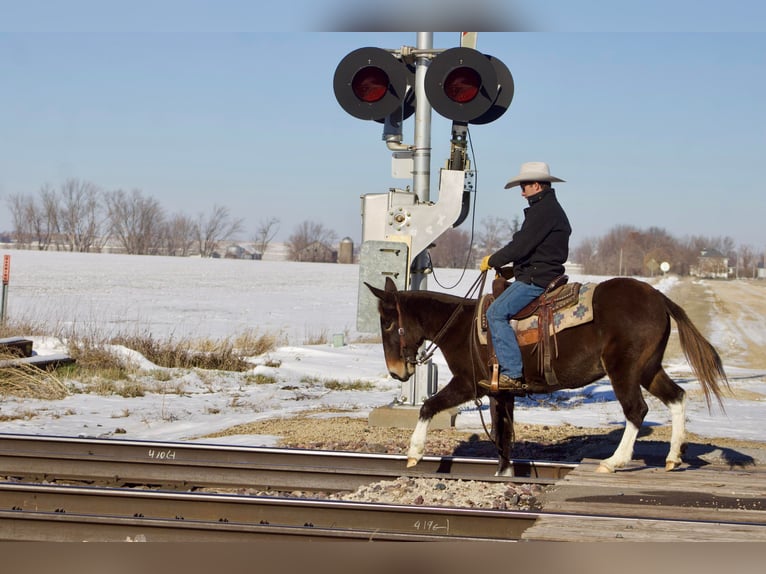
top-left (0, 433), bottom-right (572, 491)
top-left (0, 433), bottom-right (563, 542)
top-left (1, 433), bottom-right (764, 542)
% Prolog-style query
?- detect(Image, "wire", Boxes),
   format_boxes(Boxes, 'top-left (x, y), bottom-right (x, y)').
top-left (430, 127), bottom-right (480, 291)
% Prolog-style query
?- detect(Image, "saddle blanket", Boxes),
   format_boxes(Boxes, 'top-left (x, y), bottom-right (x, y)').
top-left (478, 282), bottom-right (596, 346)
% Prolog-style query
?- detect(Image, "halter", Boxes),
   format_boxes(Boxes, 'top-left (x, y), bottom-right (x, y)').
top-left (395, 298), bottom-right (419, 365)
top-left (394, 272), bottom-right (488, 366)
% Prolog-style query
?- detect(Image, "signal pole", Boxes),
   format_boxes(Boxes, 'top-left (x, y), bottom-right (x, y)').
top-left (333, 33), bottom-right (513, 422)
top-left (408, 32), bottom-right (437, 410)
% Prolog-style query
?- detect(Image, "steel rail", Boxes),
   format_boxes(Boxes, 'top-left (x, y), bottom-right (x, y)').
top-left (2, 479), bottom-right (765, 543)
top-left (0, 482), bottom-right (533, 542)
top-left (0, 433), bottom-right (573, 492)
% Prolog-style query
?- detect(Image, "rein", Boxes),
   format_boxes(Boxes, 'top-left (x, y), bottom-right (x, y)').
top-left (396, 271), bottom-right (501, 455)
top-left (397, 272), bottom-right (488, 366)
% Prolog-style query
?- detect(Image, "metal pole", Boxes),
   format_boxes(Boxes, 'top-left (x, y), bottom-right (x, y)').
top-left (1, 254), bottom-right (9, 323)
top-left (407, 32), bottom-right (437, 405)
top-left (409, 31), bottom-right (433, 293)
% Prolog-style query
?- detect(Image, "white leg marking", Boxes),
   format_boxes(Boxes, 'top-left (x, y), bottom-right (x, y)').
top-left (665, 396), bottom-right (686, 470)
top-left (495, 466), bottom-right (514, 478)
top-left (406, 419), bottom-right (430, 468)
top-left (597, 421), bottom-right (640, 473)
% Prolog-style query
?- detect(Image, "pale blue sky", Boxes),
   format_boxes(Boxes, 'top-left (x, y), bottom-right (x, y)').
top-left (1, 2), bottom-right (764, 250)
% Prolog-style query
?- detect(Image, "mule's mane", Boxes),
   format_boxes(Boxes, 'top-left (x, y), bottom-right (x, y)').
top-left (399, 289), bottom-right (476, 307)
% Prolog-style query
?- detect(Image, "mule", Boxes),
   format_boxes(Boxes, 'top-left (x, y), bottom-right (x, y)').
top-left (366, 275), bottom-right (729, 474)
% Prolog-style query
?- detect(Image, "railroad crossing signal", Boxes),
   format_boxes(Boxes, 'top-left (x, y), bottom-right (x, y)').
top-left (334, 46), bottom-right (512, 125)
top-left (424, 47), bottom-right (513, 124)
top-left (333, 47), bottom-right (416, 123)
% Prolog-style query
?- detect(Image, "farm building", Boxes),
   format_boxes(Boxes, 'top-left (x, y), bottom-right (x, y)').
top-left (296, 241), bottom-right (338, 263)
top-left (690, 248), bottom-right (729, 279)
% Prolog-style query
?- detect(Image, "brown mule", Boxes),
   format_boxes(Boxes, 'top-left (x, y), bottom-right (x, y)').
top-left (367, 276), bottom-right (729, 475)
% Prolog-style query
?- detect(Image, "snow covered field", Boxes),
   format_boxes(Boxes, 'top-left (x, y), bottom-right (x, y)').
top-left (1, 249), bottom-right (764, 448)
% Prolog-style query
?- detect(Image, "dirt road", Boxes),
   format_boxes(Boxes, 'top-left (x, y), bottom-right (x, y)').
top-left (665, 277), bottom-right (766, 370)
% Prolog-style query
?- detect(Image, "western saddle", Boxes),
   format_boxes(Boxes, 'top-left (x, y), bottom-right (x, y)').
top-left (481, 268), bottom-right (581, 392)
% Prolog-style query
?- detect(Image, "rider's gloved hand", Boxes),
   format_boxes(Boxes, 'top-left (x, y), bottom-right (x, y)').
top-left (480, 255), bottom-right (491, 272)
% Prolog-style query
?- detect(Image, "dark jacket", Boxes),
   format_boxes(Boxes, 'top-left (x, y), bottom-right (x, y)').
top-left (487, 188), bottom-right (571, 287)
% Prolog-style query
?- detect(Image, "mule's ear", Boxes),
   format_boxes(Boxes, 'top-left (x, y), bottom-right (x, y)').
top-left (365, 281), bottom-right (386, 300)
top-left (365, 278), bottom-right (399, 300)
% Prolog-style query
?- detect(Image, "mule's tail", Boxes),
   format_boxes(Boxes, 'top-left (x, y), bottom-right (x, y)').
top-left (662, 293), bottom-right (730, 411)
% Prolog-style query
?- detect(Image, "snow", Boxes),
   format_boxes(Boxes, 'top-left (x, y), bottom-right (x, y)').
top-left (0, 249), bottom-right (764, 448)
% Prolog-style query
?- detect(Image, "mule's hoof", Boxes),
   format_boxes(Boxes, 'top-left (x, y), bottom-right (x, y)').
top-left (665, 460), bottom-right (681, 471)
top-left (406, 458), bottom-right (418, 468)
top-left (595, 463), bottom-right (614, 474)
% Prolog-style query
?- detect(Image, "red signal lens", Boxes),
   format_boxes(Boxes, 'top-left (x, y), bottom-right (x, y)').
top-left (443, 67), bottom-right (481, 103)
top-left (351, 67), bottom-right (390, 103)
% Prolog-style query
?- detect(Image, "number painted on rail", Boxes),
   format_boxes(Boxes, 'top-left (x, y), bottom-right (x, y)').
top-left (147, 449), bottom-right (177, 461)
top-left (412, 518), bottom-right (449, 533)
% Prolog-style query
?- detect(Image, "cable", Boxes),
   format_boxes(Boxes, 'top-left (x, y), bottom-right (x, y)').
top-left (430, 127), bottom-right (480, 291)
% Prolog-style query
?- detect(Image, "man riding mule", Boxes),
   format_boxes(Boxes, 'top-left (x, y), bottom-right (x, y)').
top-left (367, 276), bottom-right (729, 475)
top-left (479, 161), bottom-right (571, 393)
top-left (366, 161), bottom-right (729, 474)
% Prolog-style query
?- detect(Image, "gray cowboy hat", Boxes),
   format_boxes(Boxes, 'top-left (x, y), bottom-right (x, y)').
top-left (504, 161), bottom-right (565, 189)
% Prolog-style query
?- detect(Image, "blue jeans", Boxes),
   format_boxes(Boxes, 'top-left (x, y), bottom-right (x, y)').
top-left (486, 280), bottom-right (544, 378)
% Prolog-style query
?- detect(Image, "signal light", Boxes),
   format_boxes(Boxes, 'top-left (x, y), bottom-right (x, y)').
top-left (352, 67), bottom-right (389, 103)
top-left (425, 47), bottom-right (514, 124)
top-left (334, 47), bottom-right (415, 122)
top-left (443, 66), bottom-right (481, 103)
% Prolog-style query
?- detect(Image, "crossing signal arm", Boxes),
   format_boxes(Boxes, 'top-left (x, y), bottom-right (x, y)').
top-left (333, 47), bottom-right (416, 123)
top-left (334, 46), bottom-right (512, 126)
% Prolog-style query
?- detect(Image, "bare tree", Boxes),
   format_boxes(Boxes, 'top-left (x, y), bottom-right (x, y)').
top-left (252, 217), bottom-right (280, 257)
top-left (105, 189), bottom-right (166, 254)
top-left (57, 179), bottom-right (105, 252)
top-left (571, 225), bottom-right (743, 277)
top-left (163, 213), bottom-right (197, 256)
top-left (286, 221), bottom-right (337, 262)
top-left (736, 244), bottom-right (757, 278)
top-left (475, 216), bottom-right (516, 256)
top-left (38, 185), bottom-right (60, 250)
top-left (195, 205), bottom-right (244, 257)
top-left (7, 185), bottom-right (61, 250)
top-left (428, 228), bottom-right (472, 268)
top-left (6, 192), bottom-right (33, 247)
top-left (571, 236), bottom-right (599, 273)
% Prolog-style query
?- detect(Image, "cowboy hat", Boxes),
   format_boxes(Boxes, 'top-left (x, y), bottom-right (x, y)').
top-left (504, 161), bottom-right (565, 189)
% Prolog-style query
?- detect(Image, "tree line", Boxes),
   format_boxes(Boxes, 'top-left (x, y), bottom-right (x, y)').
top-left (4, 178), bottom-right (346, 262)
top-left (7, 180), bottom-right (761, 273)
top-left (427, 218), bottom-right (763, 277)
top-left (5, 179), bottom-right (248, 257)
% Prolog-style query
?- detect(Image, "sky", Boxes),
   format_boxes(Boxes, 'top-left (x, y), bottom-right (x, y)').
top-left (0, 2), bottom-right (765, 251)
top-left (0, 250), bottom-right (764, 456)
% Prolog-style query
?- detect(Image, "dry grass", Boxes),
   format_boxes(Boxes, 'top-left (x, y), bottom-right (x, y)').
top-left (0, 318), bottom-right (284, 399)
top-left (0, 351), bottom-right (70, 400)
top-left (110, 329), bottom-right (282, 372)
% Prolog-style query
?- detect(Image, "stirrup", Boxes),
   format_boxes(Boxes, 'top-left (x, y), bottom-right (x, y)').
top-left (477, 374), bottom-right (527, 392)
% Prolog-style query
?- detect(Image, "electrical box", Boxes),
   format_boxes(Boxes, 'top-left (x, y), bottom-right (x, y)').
top-left (356, 240), bottom-right (409, 333)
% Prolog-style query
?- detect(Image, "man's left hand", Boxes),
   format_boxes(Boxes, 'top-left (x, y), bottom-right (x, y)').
top-left (480, 255), bottom-right (491, 272)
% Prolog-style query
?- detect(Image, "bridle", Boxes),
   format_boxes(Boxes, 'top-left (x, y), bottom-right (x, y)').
top-left (394, 272), bottom-right (488, 367)
top-left (395, 299), bottom-right (419, 366)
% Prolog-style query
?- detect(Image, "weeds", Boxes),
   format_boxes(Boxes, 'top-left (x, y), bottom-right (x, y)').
top-left (110, 330), bottom-right (281, 372)
top-left (0, 351), bottom-right (69, 400)
top-left (299, 376), bottom-right (375, 391)
top-left (242, 373), bottom-right (278, 385)
top-left (0, 318), bottom-right (283, 399)
top-left (323, 379), bottom-right (376, 391)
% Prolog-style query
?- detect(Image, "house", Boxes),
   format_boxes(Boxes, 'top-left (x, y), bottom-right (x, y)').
top-left (222, 244), bottom-right (261, 260)
top-left (296, 241), bottom-right (337, 263)
top-left (690, 248), bottom-right (729, 279)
